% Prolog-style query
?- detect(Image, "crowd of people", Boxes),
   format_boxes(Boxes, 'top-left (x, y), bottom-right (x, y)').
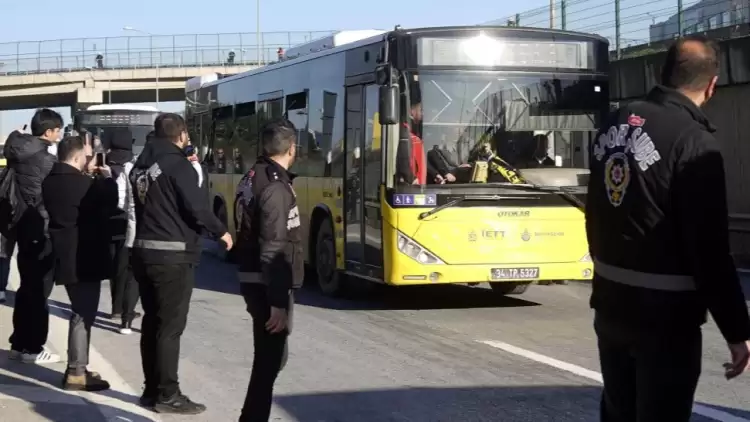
top-left (1, 110), bottom-right (301, 420)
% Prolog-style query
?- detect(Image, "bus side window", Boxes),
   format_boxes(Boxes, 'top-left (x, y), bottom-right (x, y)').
top-left (285, 91), bottom-right (309, 175)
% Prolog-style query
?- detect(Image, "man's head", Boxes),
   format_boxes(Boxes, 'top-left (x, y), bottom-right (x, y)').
top-left (410, 102), bottom-right (423, 123)
top-left (261, 118), bottom-right (297, 169)
top-left (57, 136), bottom-right (89, 172)
top-left (31, 108), bottom-right (64, 142)
top-left (154, 113), bottom-right (189, 149)
top-left (661, 36), bottom-right (720, 107)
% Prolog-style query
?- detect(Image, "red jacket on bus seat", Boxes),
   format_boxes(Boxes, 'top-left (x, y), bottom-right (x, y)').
top-left (405, 124), bottom-right (427, 184)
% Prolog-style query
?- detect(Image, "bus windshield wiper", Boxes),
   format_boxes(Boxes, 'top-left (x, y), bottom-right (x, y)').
top-left (418, 194), bottom-right (524, 220)
top-left (490, 183), bottom-right (586, 210)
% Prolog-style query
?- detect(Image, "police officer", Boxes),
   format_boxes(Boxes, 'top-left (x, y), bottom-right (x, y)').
top-left (235, 118), bottom-right (303, 422)
top-left (130, 113), bottom-right (232, 414)
top-left (586, 36), bottom-right (750, 421)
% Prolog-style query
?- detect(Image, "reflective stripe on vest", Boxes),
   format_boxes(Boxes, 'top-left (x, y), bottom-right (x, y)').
top-left (593, 259), bottom-right (696, 292)
top-left (133, 240), bottom-right (186, 251)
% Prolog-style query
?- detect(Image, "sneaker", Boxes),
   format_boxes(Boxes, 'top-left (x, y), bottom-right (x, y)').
top-left (0, 291), bottom-right (6, 303)
top-left (8, 349), bottom-right (23, 360)
top-left (21, 348), bottom-right (61, 365)
top-left (154, 393), bottom-right (207, 415)
top-left (119, 320), bottom-right (133, 335)
top-left (62, 370), bottom-right (110, 392)
top-left (139, 394), bottom-right (157, 409)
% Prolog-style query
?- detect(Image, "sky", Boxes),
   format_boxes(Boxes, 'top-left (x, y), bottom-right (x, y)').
top-left (0, 0), bottom-right (703, 139)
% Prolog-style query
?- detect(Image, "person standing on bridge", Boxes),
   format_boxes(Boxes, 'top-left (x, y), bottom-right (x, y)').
top-left (586, 35), bottom-right (750, 421)
top-left (235, 118), bottom-right (303, 422)
top-left (129, 113), bottom-right (232, 414)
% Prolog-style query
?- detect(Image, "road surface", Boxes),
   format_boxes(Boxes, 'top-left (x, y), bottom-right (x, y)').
top-left (1, 249), bottom-right (750, 421)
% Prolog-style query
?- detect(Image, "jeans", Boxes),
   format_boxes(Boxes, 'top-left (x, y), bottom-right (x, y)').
top-left (109, 240), bottom-right (139, 320)
top-left (0, 257), bottom-right (10, 292)
top-left (133, 260), bottom-right (194, 401)
top-left (65, 282), bottom-right (102, 375)
top-left (595, 312), bottom-right (702, 422)
top-left (9, 231), bottom-right (55, 354)
top-left (239, 283), bottom-right (293, 422)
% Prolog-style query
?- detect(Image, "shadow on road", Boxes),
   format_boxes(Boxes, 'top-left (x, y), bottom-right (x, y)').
top-left (0, 350), bottom-right (154, 421)
top-left (274, 385), bottom-right (750, 422)
top-left (194, 251), bottom-right (541, 311)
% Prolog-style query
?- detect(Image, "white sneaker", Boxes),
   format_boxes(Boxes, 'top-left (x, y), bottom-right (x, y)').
top-left (0, 291), bottom-right (6, 303)
top-left (119, 327), bottom-right (132, 335)
top-left (21, 348), bottom-right (61, 365)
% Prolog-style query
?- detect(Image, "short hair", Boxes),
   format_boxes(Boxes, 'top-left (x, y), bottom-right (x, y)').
top-left (261, 118), bottom-right (297, 157)
top-left (154, 113), bottom-right (186, 141)
top-left (30, 108), bottom-right (64, 137)
top-left (57, 136), bottom-right (86, 162)
top-left (661, 36), bottom-right (719, 92)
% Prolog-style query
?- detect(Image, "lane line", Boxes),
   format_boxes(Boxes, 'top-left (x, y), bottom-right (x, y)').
top-left (479, 340), bottom-right (750, 422)
top-left (0, 385), bottom-right (87, 405)
top-left (8, 259), bottom-right (162, 421)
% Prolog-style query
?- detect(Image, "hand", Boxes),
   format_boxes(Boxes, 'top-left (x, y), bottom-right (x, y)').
top-left (86, 156), bottom-right (97, 174)
top-left (434, 174), bottom-right (445, 184)
top-left (265, 306), bottom-right (288, 333)
top-left (459, 163), bottom-right (472, 168)
top-left (725, 341), bottom-right (750, 380)
top-left (97, 164), bottom-right (112, 178)
top-left (220, 232), bottom-right (233, 250)
top-left (411, 178), bottom-right (419, 185)
top-left (445, 173), bottom-right (456, 182)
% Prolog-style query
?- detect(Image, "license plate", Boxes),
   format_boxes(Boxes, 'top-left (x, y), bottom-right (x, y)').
top-left (490, 267), bottom-right (539, 280)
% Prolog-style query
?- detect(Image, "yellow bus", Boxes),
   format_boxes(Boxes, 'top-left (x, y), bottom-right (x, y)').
top-left (185, 26), bottom-right (609, 296)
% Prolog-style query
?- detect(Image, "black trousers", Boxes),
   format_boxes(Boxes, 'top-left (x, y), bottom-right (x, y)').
top-left (9, 233), bottom-right (55, 354)
top-left (595, 312), bottom-right (702, 422)
top-left (109, 240), bottom-right (139, 319)
top-left (133, 261), bottom-right (194, 401)
top-left (239, 283), bottom-right (292, 422)
top-left (65, 282), bottom-right (101, 375)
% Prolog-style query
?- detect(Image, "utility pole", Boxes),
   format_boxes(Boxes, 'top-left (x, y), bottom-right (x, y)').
top-left (615, 0), bottom-right (621, 59)
top-left (677, 0), bottom-right (684, 36)
top-left (550, 0), bottom-right (556, 29)
top-left (256, 0), bottom-right (261, 65)
top-left (561, 0), bottom-right (567, 30)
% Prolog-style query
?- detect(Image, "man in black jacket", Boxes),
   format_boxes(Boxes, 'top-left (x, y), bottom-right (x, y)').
top-left (5, 108), bottom-right (62, 364)
top-left (43, 135), bottom-right (118, 391)
top-left (586, 36), bottom-right (750, 421)
top-left (130, 113), bottom-right (231, 414)
top-left (235, 119), bottom-right (303, 422)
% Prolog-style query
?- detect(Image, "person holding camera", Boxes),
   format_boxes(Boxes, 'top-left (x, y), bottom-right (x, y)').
top-left (43, 135), bottom-right (118, 391)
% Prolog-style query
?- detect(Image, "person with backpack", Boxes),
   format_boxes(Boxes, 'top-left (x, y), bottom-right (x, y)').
top-left (106, 130), bottom-right (140, 334)
top-left (4, 108), bottom-right (63, 365)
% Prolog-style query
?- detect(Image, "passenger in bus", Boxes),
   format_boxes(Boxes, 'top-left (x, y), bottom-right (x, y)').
top-left (427, 144), bottom-right (471, 184)
top-left (395, 102), bottom-right (427, 184)
top-left (215, 148), bottom-right (227, 174)
top-left (524, 133), bottom-right (555, 168)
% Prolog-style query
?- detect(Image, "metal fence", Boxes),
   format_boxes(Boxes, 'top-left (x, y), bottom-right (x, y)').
top-left (0, 31), bottom-right (336, 76)
top-left (494, 0), bottom-right (750, 59)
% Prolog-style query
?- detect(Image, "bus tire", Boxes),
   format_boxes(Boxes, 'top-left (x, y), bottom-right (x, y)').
top-left (489, 281), bottom-right (530, 295)
top-left (315, 218), bottom-right (343, 296)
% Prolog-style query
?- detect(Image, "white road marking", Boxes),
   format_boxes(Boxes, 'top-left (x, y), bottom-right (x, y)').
top-left (0, 385), bottom-right (87, 405)
top-left (8, 259), bottom-right (162, 421)
top-left (480, 340), bottom-right (750, 422)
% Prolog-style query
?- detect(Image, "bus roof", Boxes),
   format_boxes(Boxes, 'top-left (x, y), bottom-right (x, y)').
top-left (84, 104), bottom-right (161, 112)
top-left (191, 25), bottom-right (609, 91)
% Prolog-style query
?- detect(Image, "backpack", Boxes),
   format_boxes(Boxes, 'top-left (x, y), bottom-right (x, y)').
top-left (0, 166), bottom-right (28, 238)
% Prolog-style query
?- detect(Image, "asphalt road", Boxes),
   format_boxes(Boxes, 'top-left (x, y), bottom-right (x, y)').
top-left (2, 249), bottom-right (750, 422)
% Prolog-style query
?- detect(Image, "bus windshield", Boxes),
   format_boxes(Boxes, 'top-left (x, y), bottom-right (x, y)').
top-left (404, 71), bottom-right (608, 186)
top-left (81, 125), bottom-right (152, 155)
top-left (76, 109), bottom-right (159, 156)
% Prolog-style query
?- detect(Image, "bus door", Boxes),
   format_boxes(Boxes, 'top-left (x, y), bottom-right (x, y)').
top-left (344, 83), bottom-right (384, 278)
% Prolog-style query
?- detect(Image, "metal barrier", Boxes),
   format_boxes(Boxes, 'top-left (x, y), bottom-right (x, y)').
top-left (0, 31), bottom-right (336, 75)
top-left (494, 0), bottom-right (750, 59)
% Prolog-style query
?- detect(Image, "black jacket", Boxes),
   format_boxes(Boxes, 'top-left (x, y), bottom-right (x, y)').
top-left (236, 156), bottom-right (303, 309)
top-left (129, 138), bottom-right (226, 265)
top-left (586, 85), bottom-right (750, 343)
top-left (43, 163), bottom-right (118, 285)
top-left (3, 131), bottom-right (56, 235)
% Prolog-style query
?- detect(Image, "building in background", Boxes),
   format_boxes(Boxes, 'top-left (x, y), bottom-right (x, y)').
top-left (650, 0), bottom-right (750, 43)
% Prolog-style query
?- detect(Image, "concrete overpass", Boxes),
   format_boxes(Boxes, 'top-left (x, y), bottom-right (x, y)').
top-left (0, 30), bottom-right (335, 111)
top-left (0, 65), bottom-right (256, 110)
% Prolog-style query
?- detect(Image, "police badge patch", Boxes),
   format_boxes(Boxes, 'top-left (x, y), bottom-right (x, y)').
top-left (604, 152), bottom-right (631, 207)
top-left (136, 173), bottom-right (150, 203)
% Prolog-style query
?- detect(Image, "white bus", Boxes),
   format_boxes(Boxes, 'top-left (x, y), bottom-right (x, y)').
top-left (74, 104), bottom-right (161, 155)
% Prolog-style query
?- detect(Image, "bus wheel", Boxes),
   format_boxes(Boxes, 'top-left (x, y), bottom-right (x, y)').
top-left (315, 219), bottom-right (342, 296)
top-left (489, 282), bottom-right (530, 295)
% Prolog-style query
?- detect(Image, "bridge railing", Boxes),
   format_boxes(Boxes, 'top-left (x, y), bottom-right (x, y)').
top-left (0, 31), bottom-right (336, 75)
top-left (494, 0), bottom-right (750, 60)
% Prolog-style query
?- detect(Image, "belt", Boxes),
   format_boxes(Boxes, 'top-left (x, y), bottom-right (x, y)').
top-left (593, 259), bottom-right (696, 292)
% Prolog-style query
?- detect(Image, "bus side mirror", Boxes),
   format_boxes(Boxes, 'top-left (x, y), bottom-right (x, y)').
top-left (378, 85), bottom-right (399, 125)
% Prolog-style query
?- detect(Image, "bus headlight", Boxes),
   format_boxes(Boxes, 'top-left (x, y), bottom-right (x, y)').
top-left (396, 232), bottom-right (444, 265)
top-left (580, 253), bottom-right (592, 262)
